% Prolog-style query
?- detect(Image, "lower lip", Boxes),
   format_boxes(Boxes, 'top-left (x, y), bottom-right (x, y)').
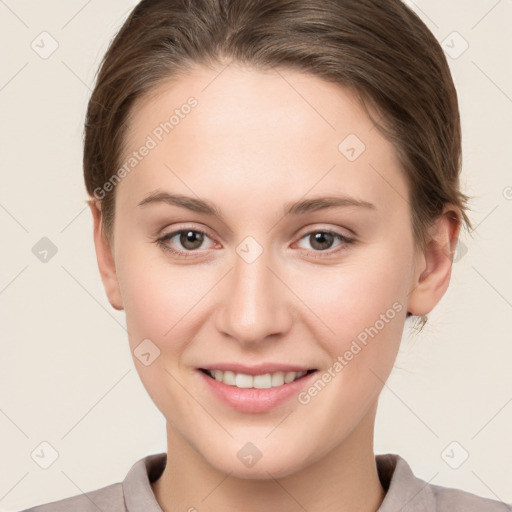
top-left (197, 370), bottom-right (318, 413)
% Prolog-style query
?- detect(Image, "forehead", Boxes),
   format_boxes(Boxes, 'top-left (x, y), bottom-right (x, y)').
top-left (118, 63), bottom-right (408, 218)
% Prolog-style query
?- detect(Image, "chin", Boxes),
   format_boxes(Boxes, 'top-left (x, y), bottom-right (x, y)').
top-left (202, 442), bottom-right (312, 480)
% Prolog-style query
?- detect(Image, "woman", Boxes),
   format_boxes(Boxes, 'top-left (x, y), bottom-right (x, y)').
top-left (21, 0), bottom-right (510, 510)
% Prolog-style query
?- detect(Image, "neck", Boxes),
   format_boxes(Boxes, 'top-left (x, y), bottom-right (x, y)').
top-left (152, 402), bottom-right (386, 512)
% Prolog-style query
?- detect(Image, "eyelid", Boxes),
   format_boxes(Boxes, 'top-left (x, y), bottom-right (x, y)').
top-left (294, 223), bottom-right (355, 241)
top-left (159, 226), bottom-right (218, 249)
top-left (157, 222), bottom-right (217, 242)
top-left (292, 230), bottom-right (354, 257)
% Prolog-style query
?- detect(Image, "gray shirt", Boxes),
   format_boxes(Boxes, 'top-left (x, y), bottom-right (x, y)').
top-left (19, 452), bottom-right (511, 511)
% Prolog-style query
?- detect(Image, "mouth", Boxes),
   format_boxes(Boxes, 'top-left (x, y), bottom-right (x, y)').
top-left (197, 366), bottom-right (320, 413)
top-left (199, 368), bottom-right (317, 389)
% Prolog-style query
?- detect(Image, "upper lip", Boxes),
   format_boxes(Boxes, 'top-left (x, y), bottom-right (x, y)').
top-left (199, 363), bottom-right (317, 376)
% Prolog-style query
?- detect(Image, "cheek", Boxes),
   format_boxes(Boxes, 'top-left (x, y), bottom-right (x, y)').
top-left (290, 252), bottom-right (408, 338)
top-left (116, 243), bottom-right (204, 347)
top-left (115, 252), bottom-right (202, 415)
top-left (293, 278), bottom-right (405, 445)
top-left (119, 269), bottom-right (173, 345)
top-left (290, 252), bottom-right (408, 395)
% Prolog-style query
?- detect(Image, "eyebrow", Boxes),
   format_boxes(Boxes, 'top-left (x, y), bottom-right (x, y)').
top-left (138, 191), bottom-right (223, 216)
top-left (137, 191), bottom-right (376, 217)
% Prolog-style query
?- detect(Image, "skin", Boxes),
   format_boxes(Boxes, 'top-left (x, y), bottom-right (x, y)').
top-left (89, 62), bottom-right (461, 512)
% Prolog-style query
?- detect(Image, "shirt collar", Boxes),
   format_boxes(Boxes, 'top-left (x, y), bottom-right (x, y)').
top-left (376, 453), bottom-right (436, 511)
top-left (122, 451), bottom-right (436, 511)
top-left (123, 452), bottom-right (166, 511)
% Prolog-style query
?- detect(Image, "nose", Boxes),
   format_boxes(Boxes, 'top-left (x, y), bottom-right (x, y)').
top-left (214, 245), bottom-right (293, 347)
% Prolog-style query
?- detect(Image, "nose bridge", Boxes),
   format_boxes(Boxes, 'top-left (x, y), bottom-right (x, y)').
top-left (215, 239), bottom-right (291, 344)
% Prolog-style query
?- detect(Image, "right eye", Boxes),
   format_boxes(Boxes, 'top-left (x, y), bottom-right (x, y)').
top-left (155, 228), bottom-right (217, 257)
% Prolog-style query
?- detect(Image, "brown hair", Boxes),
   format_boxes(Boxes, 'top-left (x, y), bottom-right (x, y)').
top-left (83, 0), bottom-right (472, 325)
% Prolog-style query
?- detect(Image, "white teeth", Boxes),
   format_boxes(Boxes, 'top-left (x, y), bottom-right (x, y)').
top-left (207, 369), bottom-right (309, 388)
top-left (235, 373), bottom-right (253, 388)
top-left (253, 374), bottom-right (272, 389)
top-left (223, 370), bottom-right (236, 386)
top-left (271, 371), bottom-right (285, 387)
top-left (284, 371), bottom-right (297, 384)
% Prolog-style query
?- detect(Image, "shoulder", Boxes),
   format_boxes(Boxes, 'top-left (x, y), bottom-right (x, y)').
top-left (17, 452), bottom-right (167, 512)
top-left (429, 482), bottom-right (511, 511)
top-left (17, 482), bottom-right (124, 512)
top-left (376, 453), bottom-right (511, 512)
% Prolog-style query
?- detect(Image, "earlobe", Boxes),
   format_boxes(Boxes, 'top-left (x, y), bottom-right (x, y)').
top-left (88, 199), bottom-right (124, 311)
top-left (407, 206), bottom-right (462, 317)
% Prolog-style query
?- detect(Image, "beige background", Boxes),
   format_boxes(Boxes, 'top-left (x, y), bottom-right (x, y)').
top-left (1, 0), bottom-right (511, 509)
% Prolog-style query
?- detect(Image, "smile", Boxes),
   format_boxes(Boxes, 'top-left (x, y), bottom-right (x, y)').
top-left (200, 368), bottom-right (316, 389)
top-left (197, 366), bottom-right (319, 413)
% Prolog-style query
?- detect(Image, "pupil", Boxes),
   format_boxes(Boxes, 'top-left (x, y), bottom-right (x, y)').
top-left (311, 232), bottom-right (333, 250)
top-left (181, 231), bottom-right (203, 250)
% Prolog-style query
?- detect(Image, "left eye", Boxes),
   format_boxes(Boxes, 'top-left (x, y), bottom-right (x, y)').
top-left (296, 231), bottom-right (351, 252)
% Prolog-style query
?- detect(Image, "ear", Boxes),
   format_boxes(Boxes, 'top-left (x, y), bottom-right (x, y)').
top-left (407, 205), bottom-right (462, 316)
top-left (88, 199), bottom-right (124, 311)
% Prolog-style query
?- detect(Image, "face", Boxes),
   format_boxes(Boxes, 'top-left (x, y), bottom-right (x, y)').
top-left (99, 63), bottom-right (426, 478)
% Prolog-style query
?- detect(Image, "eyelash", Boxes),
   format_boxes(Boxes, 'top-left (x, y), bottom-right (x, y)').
top-left (154, 226), bottom-right (355, 260)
